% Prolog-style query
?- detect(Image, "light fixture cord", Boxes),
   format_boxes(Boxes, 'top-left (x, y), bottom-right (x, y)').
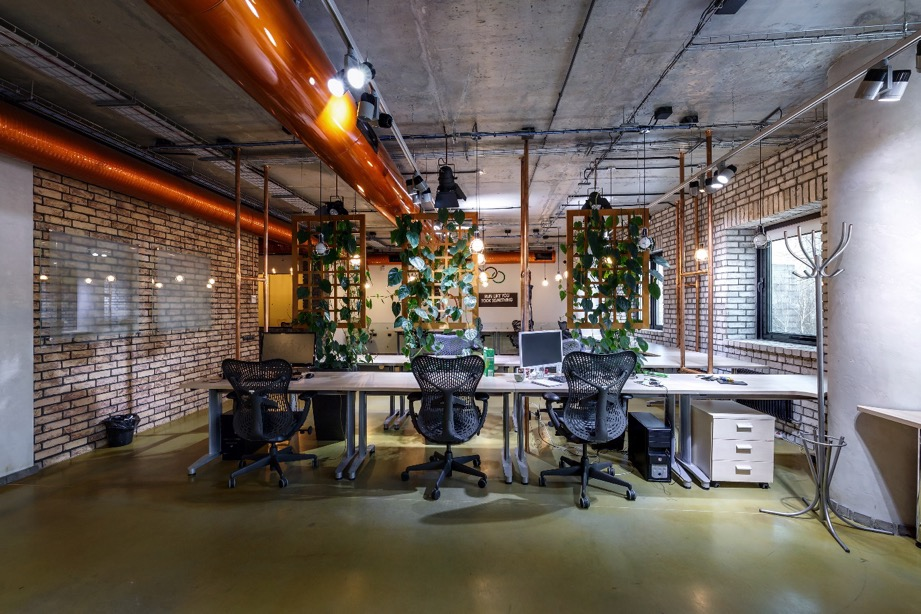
top-left (758, 139), bottom-right (764, 226)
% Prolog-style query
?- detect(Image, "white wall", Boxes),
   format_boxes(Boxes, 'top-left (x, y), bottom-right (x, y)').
top-left (827, 45), bottom-right (921, 527)
top-left (0, 155), bottom-right (34, 477)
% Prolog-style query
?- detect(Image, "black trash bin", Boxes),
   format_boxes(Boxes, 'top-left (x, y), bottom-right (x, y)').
top-left (103, 413), bottom-right (140, 447)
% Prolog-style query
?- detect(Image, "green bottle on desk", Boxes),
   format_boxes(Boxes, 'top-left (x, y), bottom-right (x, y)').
top-left (484, 347), bottom-right (495, 377)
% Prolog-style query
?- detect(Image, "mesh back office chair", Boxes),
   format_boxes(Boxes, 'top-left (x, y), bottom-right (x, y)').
top-left (539, 351), bottom-right (637, 508)
top-left (432, 332), bottom-right (477, 356)
top-left (508, 320), bottom-right (522, 350)
top-left (402, 355), bottom-right (489, 500)
top-left (222, 359), bottom-right (318, 488)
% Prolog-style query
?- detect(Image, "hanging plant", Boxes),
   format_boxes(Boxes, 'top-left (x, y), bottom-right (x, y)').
top-left (387, 208), bottom-right (482, 359)
top-left (561, 208), bottom-right (668, 359)
top-left (293, 216), bottom-right (372, 370)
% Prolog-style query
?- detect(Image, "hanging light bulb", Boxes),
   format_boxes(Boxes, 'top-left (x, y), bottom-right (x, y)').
top-left (349, 253), bottom-right (361, 268)
top-left (364, 280), bottom-right (372, 289)
top-left (470, 231), bottom-right (485, 254)
top-left (476, 252), bottom-right (486, 265)
top-left (753, 224), bottom-right (769, 249)
top-left (481, 280), bottom-right (489, 288)
top-left (208, 278), bottom-right (216, 285)
top-left (637, 227), bottom-right (655, 251)
top-left (542, 276), bottom-right (549, 287)
top-left (694, 245), bottom-right (709, 262)
top-left (555, 271), bottom-right (563, 282)
top-left (479, 270), bottom-right (488, 283)
top-left (314, 233), bottom-right (329, 256)
top-left (39, 273), bottom-right (48, 281)
top-left (106, 275), bottom-right (116, 282)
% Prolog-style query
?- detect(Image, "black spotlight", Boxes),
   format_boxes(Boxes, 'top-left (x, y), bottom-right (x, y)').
top-left (581, 191), bottom-right (610, 210)
top-left (317, 198), bottom-right (348, 216)
top-left (434, 165), bottom-right (466, 209)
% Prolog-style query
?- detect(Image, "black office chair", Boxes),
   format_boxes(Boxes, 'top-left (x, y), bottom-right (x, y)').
top-left (539, 351), bottom-right (637, 508)
top-left (508, 319), bottom-right (522, 350)
top-left (222, 358), bottom-right (318, 488)
top-left (401, 354), bottom-right (489, 500)
top-left (557, 319), bottom-right (574, 340)
top-left (432, 332), bottom-right (477, 356)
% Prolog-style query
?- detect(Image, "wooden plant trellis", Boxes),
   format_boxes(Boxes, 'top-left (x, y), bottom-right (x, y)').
top-left (565, 208), bottom-right (650, 331)
top-left (397, 211), bottom-right (479, 330)
top-left (291, 214), bottom-right (367, 329)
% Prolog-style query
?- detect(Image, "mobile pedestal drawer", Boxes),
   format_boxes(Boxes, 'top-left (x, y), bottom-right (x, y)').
top-left (691, 400), bottom-right (775, 487)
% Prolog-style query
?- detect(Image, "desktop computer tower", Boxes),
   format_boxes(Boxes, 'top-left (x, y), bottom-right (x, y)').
top-left (627, 411), bottom-right (672, 482)
top-left (220, 412), bottom-right (263, 460)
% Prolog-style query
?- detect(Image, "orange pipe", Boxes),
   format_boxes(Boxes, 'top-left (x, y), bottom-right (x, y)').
top-left (147, 0), bottom-right (415, 226)
top-left (0, 101), bottom-right (291, 243)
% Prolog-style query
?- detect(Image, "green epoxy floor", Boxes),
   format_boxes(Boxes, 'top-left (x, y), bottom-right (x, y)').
top-left (2, 398), bottom-right (920, 613)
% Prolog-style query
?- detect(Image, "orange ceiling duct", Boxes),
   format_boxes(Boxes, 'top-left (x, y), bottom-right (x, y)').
top-left (0, 101), bottom-right (291, 243)
top-left (147, 0), bottom-right (416, 226)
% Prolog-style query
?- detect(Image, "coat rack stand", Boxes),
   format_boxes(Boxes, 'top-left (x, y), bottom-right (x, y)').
top-left (760, 222), bottom-right (890, 552)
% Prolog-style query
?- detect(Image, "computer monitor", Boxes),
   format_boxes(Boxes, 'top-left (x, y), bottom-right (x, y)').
top-left (518, 330), bottom-right (563, 372)
top-left (259, 331), bottom-right (315, 367)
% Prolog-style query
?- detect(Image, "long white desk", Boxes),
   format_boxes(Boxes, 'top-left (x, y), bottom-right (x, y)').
top-left (856, 405), bottom-right (921, 548)
top-left (183, 371), bottom-right (817, 487)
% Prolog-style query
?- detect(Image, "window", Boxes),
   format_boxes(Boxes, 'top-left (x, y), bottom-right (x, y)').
top-left (757, 216), bottom-right (821, 344)
top-left (649, 251), bottom-right (664, 330)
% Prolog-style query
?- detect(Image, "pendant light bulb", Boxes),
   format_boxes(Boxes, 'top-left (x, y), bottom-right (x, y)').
top-left (470, 234), bottom-right (485, 254)
top-left (314, 233), bottom-right (329, 256)
top-left (637, 227), bottom-right (654, 251)
top-left (753, 225), bottom-right (769, 249)
top-left (542, 277), bottom-right (549, 287)
top-left (555, 272), bottom-right (563, 282)
top-left (694, 246), bottom-right (708, 262)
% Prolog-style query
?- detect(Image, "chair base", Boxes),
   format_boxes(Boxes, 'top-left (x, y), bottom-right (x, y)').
top-left (401, 445), bottom-right (487, 500)
top-left (539, 444), bottom-right (636, 508)
top-left (229, 443), bottom-right (318, 489)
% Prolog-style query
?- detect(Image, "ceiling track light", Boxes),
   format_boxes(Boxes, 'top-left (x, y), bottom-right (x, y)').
top-left (704, 177), bottom-right (723, 193)
top-left (715, 164), bottom-right (736, 185)
top-left (327, 69), bottom-right (346, 97)
top-left (855, 58), bottom-right (911, 102)
top-left (434, 164), bottom-right (467, 209)
top-left (344, 48), bottom-right (375, 90)
top-left (581, 191), bottom-right (610, 210)
top-left (637, 227), bottom-right (655, 251)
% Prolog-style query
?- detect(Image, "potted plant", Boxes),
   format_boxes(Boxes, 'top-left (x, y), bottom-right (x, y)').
top-left (387, 208), bottom-right (482, 361)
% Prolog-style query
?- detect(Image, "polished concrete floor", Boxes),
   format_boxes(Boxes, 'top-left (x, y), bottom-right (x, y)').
top-left (2, 398), bottom-right (921, 613)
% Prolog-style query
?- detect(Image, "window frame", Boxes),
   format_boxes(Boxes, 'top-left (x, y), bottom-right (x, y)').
top-left (756, 215), bottom-right (820, 345)
top-left (649, 250), bottom-right (664, 331)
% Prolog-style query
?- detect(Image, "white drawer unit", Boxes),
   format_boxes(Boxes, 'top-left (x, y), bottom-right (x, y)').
top-left (691, 400), bottom-right (775, 487)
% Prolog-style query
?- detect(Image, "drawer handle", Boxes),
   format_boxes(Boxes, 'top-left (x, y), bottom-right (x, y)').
top-left (735, 422), bottom-right (753, 431)
top-left (736, 444), bottom-right (752, 453)
top-left (735, 465), bottom-right (752, 474)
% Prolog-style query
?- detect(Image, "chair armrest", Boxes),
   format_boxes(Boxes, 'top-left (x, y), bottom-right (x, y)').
top-left (297, 391), bottom-right (317, 401)
top-left (542, 392), bottom-right (561, 404)
top-left (475, 392), bottom-right (489, 402)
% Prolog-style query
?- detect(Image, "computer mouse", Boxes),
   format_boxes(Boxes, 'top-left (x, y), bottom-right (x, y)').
top-left (303, 372), bottom-right (314, 379)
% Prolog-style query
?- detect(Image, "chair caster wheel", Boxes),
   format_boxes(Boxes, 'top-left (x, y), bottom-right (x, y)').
top-left (228, 478), bottom-right (236, 488)
top-left (626, 489), bottom-right (637, 501)
top-left (759, 483), bottom-right (770, 489)
top-left (431, 488), bottom-right (441, 501)
top-left (238, 460), bottom-right (246, 469)
top-left (712, 482), bottom-right (720, 488)
top-left (401, 471), bottom-right (410, 482)
top-left (579, 495), bottom-right (590, 509)
top-left (539, 477), bottom-right (546, 487)
top-left (477, 478), bottom-right (487, 488)
top-left (473, 458), bottom-right (481, 468)
top-left (278, 477), bottom-right (288, 488)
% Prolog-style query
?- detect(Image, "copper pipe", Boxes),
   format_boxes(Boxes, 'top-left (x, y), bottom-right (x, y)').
top-left (147, 0), bottom-right (415, 226)
top-left (680, 269), bottom-right (708, 277)
top-left (706, 130), bottom-right (714, 373)
top-left (520, 137), bottom-right (530, 331)
top-left (677, 150), bottom-right (686, 370)
top-left (234, 148), bottom-right (242, 360)
top-left (263, 165), bottom-right (270, 332)
top-left (695, 276), bottom-right (701, 353)
top-left (0, 101), bottom-right (291, 243)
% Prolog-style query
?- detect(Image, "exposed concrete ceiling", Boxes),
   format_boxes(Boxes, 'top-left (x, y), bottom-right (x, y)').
top-left (0, 0), bottom-right (918, 252)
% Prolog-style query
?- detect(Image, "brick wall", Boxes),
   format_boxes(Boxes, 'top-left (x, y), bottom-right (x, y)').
top-left (32, 169), bottom-right (261, 467)
top-left (646, 134), bottom-right (827, 437)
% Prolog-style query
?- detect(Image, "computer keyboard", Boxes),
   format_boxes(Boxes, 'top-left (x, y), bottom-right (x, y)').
top-left (531, 378), bottom-right (564, 387)
top-left (548, 374), bottom-right (566, 383)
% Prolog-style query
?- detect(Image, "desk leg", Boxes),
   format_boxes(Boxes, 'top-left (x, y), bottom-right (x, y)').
top-left (501, 393), bottom-right (513, 484)
top-left (672, 393), bottom-right (711, 489)
top-left (916, 430), bottom-right (920, 548)
top-left (514, 393), bottom-right (530, 485)
top-left (347, 391), bottom-right (375, 480)
top-left (188, 389), bottom-right (223, 476)
top-left (335, 391), bottom-right (358, 480)
top-left (664, 394), bottom-right (692, 488)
